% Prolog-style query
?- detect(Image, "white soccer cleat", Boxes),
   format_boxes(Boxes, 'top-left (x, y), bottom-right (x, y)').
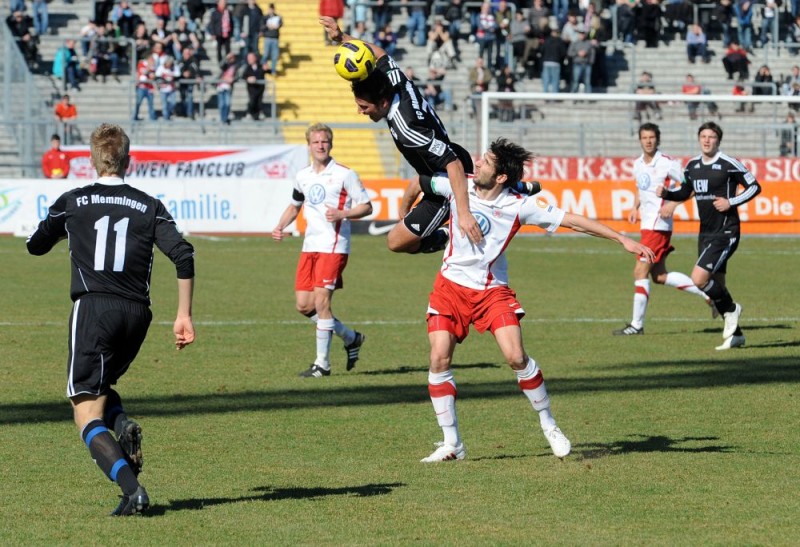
top-left (715, 334), bottom-right (746, 351)
top-left (420, 441), bottom-right (466, 463)
top-left (543, 426), bottom-right (571, 458)
top-left (722, 303), bottom-right (742, 339)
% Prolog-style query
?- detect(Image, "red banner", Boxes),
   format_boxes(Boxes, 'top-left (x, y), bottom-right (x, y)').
top-left (360, 157), bottom-right (800, 235)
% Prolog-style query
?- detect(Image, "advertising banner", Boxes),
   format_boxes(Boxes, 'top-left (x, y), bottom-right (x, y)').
top-left (359, 157), bottom-right (800, 235)
top-left (3, 157), bottom-right (797, 236)
top-left (0, 178), bottom-right (295, 235)
top-left (62, 145), bottom-right (308, 180)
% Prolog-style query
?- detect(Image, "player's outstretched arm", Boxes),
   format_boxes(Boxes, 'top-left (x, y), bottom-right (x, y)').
top-left (319, 16), bottom-right (387, 58)
top-left (174, 277), bottom-right (195, 350)
top-left (446, 159), bottom-right (483, 244)
top-left (561, 212), bottom-right (656, 263)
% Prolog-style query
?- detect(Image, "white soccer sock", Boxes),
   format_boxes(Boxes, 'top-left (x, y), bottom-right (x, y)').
top-left (631, 279), bottom-right (650, 329)
top-left (665, 271), bottom-right (709, 300)
top-left (428, 370), bottom-right (460, 447)
top-left (516, 357), bottom-right (556, 431)
top-left (308, 313), bottom-right (354, 343)
top-left (315, 318), bottom-right (334, 369)
top-left (333, 319), bottom-right (356, 346)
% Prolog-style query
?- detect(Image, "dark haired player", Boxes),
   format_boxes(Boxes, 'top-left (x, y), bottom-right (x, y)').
top-left (320, 16), bottom-right (540, 254)
top-left (27, 123), bottom-right (196, 515)
top-left (657, 121), bottom-right (761, 350)
top-left (417, 138), bottom-right (655, 462)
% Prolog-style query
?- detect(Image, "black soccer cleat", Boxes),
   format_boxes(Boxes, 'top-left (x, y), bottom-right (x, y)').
top-left (110, 485), bottom-right (150, 516)
top-left (345, 332), bottom-right (366, 371)
top-left (612, 324), bottom-right (644, 336)
top-left (420, 227), bottom-right (449, 254)
top-left (118, 419), bottom-right (143, 476)
top-left (299, 364), bottom-right (331, 378)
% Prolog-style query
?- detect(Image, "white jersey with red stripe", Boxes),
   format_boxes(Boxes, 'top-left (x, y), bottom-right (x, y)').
top-left (633, 150), bottom-right (683, 232)
top-left (292, 159), bottom-right (370, 254)
top-left (428, 175), bottom-right (566, 290)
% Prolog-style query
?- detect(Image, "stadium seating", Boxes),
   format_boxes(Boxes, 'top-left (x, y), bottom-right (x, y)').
top-left (4, 1), bottom-right (800, 177)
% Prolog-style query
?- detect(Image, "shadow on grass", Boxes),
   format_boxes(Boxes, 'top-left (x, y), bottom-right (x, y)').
top-left (6, 355), bottom-right (799, 424)
top-left (575, 434), bottom-right (734, 459)
top-left (361, 362), bottom-right (500, 375)
top-left (146, 482), bottom-right (405, 516)
top-left (696, 323), bottom-right (795, 335)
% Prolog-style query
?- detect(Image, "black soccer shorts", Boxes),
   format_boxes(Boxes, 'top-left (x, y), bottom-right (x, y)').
top-left (403, 194), bottom-right (450, 238)
top-left (696, 233), bottom-right (740, 275)
top-left (66, 294), bottom-right (152, 398)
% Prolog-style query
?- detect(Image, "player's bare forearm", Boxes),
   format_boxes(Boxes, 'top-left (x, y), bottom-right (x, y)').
top-left (561, 212), bottom-right (656, 262)
top-left (319, 16), bottom-right (387, 58)
top-left (272, 204), bottom-right (301, 241)
top-left (325, 202), bottom-right (373, 222)
top-left (659, 200), bottom-right (678, 218)
top-left (399, 176), bottom-right (422, 218)
top-left (446, 159), bottom-right (483, 243)
top-left (174, 277), bottom-right (195, 350)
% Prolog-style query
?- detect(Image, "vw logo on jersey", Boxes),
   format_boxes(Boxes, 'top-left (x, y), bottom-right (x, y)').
top-left (473, 211), bottom-right (491, 236)
top-left (308, 184), bottom-right (326, 205)
top-left (636, 172), bottom-right (651, 191)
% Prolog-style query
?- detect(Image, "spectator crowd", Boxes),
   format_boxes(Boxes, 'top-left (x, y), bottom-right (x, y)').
top-left (7, 0), bottom-right (800, 146)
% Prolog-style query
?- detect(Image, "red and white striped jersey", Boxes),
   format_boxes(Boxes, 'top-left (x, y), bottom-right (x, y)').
top-left (428, 175), bottom-right (566, 290)
top-left (292, 159), bottom-right (369, 254)
top-left (633, 150), bottom-right (683, 231)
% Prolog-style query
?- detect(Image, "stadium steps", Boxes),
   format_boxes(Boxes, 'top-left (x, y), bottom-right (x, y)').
top-left (0, 25), bottom-right (38, 177)
top-left (32, 1), bottom-right (286, 147)
top-left (274, 0), bottom-right (390, 179)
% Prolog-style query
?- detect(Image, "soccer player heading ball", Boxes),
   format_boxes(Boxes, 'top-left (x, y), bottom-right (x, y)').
top-left (319, 16), bottom-right (541, 256)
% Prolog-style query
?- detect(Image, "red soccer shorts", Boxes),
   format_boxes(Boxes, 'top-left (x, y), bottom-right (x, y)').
top-left (426, 273), bottom-right (525, 343)
top-left (639, 229), bottom-right (675, 264)
top-left (295, 252), bottom-right (348, 291)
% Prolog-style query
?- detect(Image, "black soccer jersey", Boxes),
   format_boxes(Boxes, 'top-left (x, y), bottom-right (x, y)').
top-left (665, 152), bottom-right (761, 235)
top-left (27, 176), bottom-right (195, 305)
top-left (376, 55), bottom-right (465, 176)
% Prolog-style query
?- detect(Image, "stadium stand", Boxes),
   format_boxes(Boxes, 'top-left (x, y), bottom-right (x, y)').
top-left (3, 0), bottom-right (800, 177)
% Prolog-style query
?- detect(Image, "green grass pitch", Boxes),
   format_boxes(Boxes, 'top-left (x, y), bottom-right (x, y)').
top-left (1, 233), bottom-right (798, 544)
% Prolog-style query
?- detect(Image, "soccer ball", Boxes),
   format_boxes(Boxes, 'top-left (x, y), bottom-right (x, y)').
top-left (333, 40), bottom-right (376, 81)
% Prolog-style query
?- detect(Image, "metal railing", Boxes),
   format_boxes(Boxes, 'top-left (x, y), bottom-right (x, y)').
top-left (1, 19), bottom-right (51, 177)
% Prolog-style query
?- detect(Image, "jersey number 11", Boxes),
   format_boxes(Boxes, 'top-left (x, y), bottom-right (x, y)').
top-left (94, 216), bottom-right (129, 271)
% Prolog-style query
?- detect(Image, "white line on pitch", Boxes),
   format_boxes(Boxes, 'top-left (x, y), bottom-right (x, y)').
top-left (3, 317), bottom-right (798, 328)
